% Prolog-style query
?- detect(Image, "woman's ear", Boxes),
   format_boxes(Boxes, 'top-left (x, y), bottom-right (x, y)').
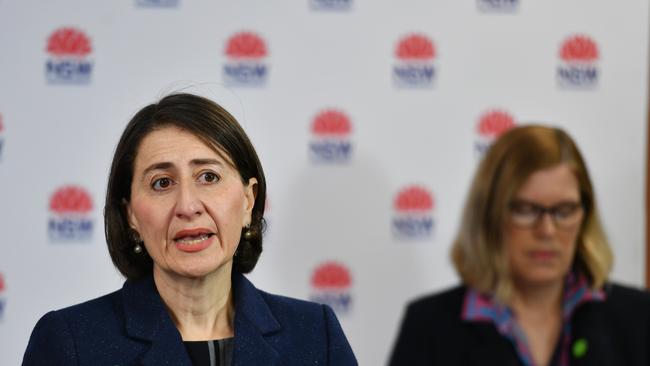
top-left (243, 177), bottom-right (258, 225)
top-left (124, 198), bottom-right (140, 234)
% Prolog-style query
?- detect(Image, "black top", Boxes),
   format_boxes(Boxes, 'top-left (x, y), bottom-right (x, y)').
top-left (388, 283), bottom-right (650, 366)
top-left (184, 338), bottom-right (233, 366)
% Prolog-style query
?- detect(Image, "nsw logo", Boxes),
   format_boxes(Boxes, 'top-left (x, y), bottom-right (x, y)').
top-left (0, 272), bottom-right (5, 321)
top-left (393, 34), bottom-right (436, 88)
top-left (310, 0), bottom-right (352, 11)
top-left (48, 185), bottom-right (94, 241)
top-left (135, 0), bottom-right (179, 7)
top-left (0, 113), bottom-right (4, 161)
top-left (557, 34), bottom-right (599, 89)
top-left (392, 185), bottom-right (435, 239)
top-left (474, 109), bottom-right (515, 156)
top-left (223, 32), bottom-right (269, 86)
top-left (477, 0), bottom-right (519, 13)
top-left (309, 109), bottom-right (353, 163)
top-left (45, 27), bottom-right (93, 84)
top-left (309, 261), bottom-right (352, 314)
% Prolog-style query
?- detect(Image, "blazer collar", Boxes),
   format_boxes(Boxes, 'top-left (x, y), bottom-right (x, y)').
top-left (121, 273), bottom-right (283, 366)
top-left (122, 276), bottom-right (192, 366)
top-left (231, 273), bottom-right (282, 366)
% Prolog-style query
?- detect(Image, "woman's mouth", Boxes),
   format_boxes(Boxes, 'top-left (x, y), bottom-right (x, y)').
top-left (529, 250), bottom-right (559, 261)
top-left (173, 229), bottom-right (215, 253)
top-left (174, 233), bottom-right (213, 245)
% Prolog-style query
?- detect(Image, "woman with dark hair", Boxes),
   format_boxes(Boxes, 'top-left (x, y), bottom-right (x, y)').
top-left (389, 125), bottom-right (650, 366)
top-left (23, 93), bottom-right (357, 366)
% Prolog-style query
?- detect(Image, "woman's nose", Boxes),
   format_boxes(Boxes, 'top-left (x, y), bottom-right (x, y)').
top-left (174, 183), bottom-right (204, 219)
top-left (534, 212), bottom-right (557, 237)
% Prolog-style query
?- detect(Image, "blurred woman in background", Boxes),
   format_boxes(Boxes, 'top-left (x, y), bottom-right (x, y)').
top-left (389, 125), bottom-right (650, 365)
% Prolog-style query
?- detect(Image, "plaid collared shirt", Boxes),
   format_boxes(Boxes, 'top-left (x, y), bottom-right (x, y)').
top-left (461, 273), bottom-right (605, 366)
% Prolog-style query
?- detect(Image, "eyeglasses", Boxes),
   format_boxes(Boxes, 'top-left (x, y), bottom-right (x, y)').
top-left (508, 200), bottom-right (584, 229)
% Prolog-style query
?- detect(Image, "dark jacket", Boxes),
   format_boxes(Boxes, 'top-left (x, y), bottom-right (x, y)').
top-left (23, 273), bottom-right (357, 366)
top-left (388, 284), bottom-right (650, 366)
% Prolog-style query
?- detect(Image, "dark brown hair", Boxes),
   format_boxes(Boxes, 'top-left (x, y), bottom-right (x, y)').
top-left (105, 93), bottom-right (266, 280)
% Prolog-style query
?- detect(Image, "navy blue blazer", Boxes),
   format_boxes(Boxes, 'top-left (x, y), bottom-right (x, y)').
top-left (23, 273), bottom-right (357, 366)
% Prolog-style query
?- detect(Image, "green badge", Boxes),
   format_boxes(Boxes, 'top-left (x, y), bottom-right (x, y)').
top-left (572, 338), bottom-right (588, 358)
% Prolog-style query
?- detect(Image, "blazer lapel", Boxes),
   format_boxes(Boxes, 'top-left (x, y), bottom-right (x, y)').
top-left (121, 277), bottom-right (192, 366)
top-left (465, 322), bottom-right (521, 366)
top-left (231, 273), bottom-right (282, 366)
top-left (570, 302), bottom-right (619, 366)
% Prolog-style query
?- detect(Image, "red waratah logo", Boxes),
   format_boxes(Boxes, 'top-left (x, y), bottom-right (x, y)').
top-left (50, 186), bottom-right (93, 214)
top-left (226, 32), bottom-right (267, 59)
top-left (311, 262), bottom-right (352, 290)
top-left (477, 110), bottom-right (515, 138)
top-left (0, 113), bottom-right (4, 133)
top-left (394, 186), bottom-right (434, 213)
top-left (309, 109), bottom-right (353, 162)
top-left (0, 273), bottom-right (4, 292)
top-left (392, 185), bottom-right (435, 238)
top-left (560, 35), bottom-right (598, 62)
top-left (46, 27), bottom-right (92, 57)
top-left (312, 109), bottom-right (352, 137)
top-left (396, 34), bottom-right (435, 61)
top-left (393, 33), bottom-right (436, 87)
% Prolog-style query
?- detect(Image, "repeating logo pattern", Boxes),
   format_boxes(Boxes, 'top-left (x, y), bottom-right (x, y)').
top-left (309, 261), bottom-right (353, 314)
top-left (477, 0), bottom-right (519, 13)
top-left (557, 34), bottom-right (599, 89)
top-left (310, 0), bottom-right (352, 11)
top-left (392, 185), bottom-right (435, 239)
top-left (223, 31), bottom-right (269, 86)
top-left (474, 109), bottom-right (516, 155)
top-left (45, 27), bottom-right (93, 84)
top-left (309, 109), bottom-right (353, 163)
top-left (393, 34), bottom-right (436, 88)
top-left (48, 185), bottom-right (94, 241)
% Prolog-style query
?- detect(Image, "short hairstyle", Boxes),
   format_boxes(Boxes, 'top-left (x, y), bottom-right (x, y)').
top-left (451, 125), bottom-right (613, 301)
top-left (105, 93), bottom-right (266, 280)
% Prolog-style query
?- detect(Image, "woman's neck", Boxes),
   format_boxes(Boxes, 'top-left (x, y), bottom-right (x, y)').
top-left (510, 279), bottom-right (564, 314)
top-left (153, 263), bottom-right (235, 341)
top-left (509, 279), bottom-right (564, 366)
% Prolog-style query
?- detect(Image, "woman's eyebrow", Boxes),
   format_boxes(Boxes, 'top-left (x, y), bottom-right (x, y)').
top-left (190, 158), bottom-right (223, 167)
top-left (142, 161), bottom-right (174, 176)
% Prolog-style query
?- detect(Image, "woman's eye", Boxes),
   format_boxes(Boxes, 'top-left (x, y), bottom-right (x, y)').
top-left (152, 177), bottom-right (173, 191)
top-left (554, 203), bottom-right (579, 218)
top-left (511, 203), bottom-right (537, 215)
top-left (199, 172), bottom-right (219, 183)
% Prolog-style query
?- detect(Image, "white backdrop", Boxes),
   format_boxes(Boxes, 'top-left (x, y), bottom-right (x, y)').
top-left (0, 1), bottom-right (649, 365)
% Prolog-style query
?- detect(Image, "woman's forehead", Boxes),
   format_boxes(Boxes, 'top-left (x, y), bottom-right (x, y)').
top-left (513, 164), bottom-right (580, 202)
top-left (134, 126), bottom-right (235, 170)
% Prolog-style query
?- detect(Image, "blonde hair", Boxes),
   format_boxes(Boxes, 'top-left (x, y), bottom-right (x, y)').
top-left (451, 125), bottom-right (613, 302)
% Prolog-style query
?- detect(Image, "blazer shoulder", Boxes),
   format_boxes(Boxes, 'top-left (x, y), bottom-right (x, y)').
top-left (607, 282), bottom-right (650, 303)
top-left (260, 290), bottom-right (324, 317)
top-left (257, 289), bottom-right (337, 333)
top-left (405, 285), bottom-right (467, 322)
top-left (257, 290), bottom-right (357, 365)
top-left (23, 289), bottom-right (124, 365)
top-left (603, 282), bottom-right (650, 316)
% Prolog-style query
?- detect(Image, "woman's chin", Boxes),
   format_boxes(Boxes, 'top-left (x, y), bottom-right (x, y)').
top-left (515, 270), bottom-right (567, 289)
top-left (159, 257), bottom-right (233, 280)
